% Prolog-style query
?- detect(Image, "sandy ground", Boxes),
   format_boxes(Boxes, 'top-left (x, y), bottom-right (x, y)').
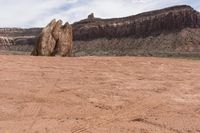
top-left (0, 55), bottom-right (199, 133)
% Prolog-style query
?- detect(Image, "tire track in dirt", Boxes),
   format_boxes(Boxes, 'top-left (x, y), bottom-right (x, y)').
top-left (131, 118), bottom-right (182, 133)
top-left (27, 72), bottom-right (47, 132)
top-left (80, 60), bottom-right (182, 133)
top-left (1, 56), bottom-right (199, 132)
top-left (67, 60), bottom-right (146, 131)
top-left (27, 70), bottom-right (61, 132)
top-left (71, 126), bottom-right (88, 133)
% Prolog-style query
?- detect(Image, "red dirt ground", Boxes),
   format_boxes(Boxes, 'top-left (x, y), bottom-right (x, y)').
top-left (0, 55), bottom-right (199, 133)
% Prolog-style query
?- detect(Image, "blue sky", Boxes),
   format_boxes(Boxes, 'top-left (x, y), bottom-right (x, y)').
top-left (0, 0), bottom-right (200, 28)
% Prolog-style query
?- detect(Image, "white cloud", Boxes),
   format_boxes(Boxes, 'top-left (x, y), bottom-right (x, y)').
top-left (0, 0), bottom-right (76, 27)
top-left (0, 0), bottom-right (198, 28)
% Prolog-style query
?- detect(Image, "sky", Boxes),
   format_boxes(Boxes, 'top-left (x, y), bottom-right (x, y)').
top-left (0, 0), bottom-right (200, 28)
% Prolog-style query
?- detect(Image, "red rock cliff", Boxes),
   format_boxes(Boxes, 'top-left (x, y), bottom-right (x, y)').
top-left (73, 5), bottom-right (200, 40)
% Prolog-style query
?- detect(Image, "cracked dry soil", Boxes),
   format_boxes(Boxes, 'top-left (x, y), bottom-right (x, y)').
top-left (0, 55), bottom-right (199, 133)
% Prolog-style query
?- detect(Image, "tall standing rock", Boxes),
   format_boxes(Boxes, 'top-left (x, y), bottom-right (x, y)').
top-left (88, 13), bottom-right (95, 19)
top-left (32, 19), bottom-right (73, 56)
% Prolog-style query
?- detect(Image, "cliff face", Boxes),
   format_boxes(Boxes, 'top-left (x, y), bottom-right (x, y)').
top-left (0, 28), bottom-right (41, 37)
top-left (73, 5), bottom-right (200, 40)
top-left (0, 28), bottom-right (41, 51)
top-left (71, 5), bottom-right (200, 57)
top-left (73, 28), bottom-right (200, 57)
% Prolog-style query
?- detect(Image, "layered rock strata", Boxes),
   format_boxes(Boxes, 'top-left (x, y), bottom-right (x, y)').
top-left (72, 5), bottom-right (200, 40)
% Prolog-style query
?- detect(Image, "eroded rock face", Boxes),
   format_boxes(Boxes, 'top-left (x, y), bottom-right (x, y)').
top-left (32, 19), bottom-right (73, 56)
top-left (0, 37), bottom-right (14, 49)
top-left (73, 5), bottom-right (200, 41)
top-left (0, 28), bottom-right (41, 51)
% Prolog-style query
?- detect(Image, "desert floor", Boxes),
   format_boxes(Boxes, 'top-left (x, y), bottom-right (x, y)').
top-left (0, 55), bottom-right (199, 133)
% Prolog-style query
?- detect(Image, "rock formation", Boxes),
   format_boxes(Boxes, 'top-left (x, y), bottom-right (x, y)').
top-left (0, 5), bottom-right (200, 57)
top-left (0, 28), bottom-right (41, 37)
top-left (71, 5), bottom-right (200, 57)
top-left (88, 13), bottom-right (95, 19)
top-left (0, 28), bottom-right (41, 52)
top-left (31, 19), bottom-right (73, 56)
top-left (72, 5), bottom-right (200, 40)
top-left (0, 37), bottom-right (14, 49)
